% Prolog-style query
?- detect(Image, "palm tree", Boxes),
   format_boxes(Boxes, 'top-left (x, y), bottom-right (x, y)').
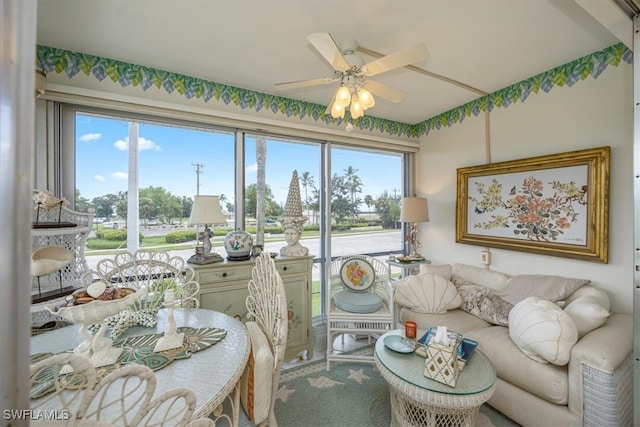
top-left (300, 171), bottom-right (315, 224)
top-left (344, 166), bottom-right (362, 222)
top-left (256, 136), bottom-right (267, 245)
top-left (364, 195), bottom-right (374, 212)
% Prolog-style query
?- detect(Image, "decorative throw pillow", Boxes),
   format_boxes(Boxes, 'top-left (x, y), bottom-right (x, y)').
top-left (562, 285), bottom-right (610, 311)
top-left (419, 264), bottom-right (453, 280)
top-left (451, 276), bottom-right (513, 326)
top-left (240, 322), bottom-right (274, 424)
top-left (509, 297), bottom-right (578, 366)
top-left (497, 274), bottom-right (589, 305)
top-left (452, 263), bottom-right (511, 291)
top-left (564, 295), bottom-right (610, 338)
top-left (394, 273), bottom-right (461, 314)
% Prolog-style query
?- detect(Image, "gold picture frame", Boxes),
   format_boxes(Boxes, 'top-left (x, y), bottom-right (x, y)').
top-left (456, 146), bottom-right (609, 263)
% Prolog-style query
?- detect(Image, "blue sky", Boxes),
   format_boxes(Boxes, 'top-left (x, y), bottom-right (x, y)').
top-left (75, 113), bottom-right (402, 209)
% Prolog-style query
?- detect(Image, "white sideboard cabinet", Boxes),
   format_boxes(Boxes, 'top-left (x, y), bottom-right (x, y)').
top-left (192, 255), bottom-right (313, 360)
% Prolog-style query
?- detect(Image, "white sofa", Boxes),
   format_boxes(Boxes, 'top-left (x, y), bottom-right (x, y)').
top-left (393, 263), bottom-right (633, 427)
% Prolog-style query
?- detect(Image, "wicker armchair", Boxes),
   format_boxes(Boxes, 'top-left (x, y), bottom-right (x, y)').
top-left (326, 255), bottom-right (394, 370)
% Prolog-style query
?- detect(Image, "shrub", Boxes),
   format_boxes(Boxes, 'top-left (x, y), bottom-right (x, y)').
top-left (165, 230), bottom-right (197, 243)
top-left (96, 229), bottom-right (127, 241)
top-left (86, 238), bottom-right (127, 250)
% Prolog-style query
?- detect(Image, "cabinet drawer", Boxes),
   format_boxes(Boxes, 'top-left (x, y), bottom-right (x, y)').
top-left (275, 258), bottom-right (311, 277)
top-left (196, 263), bottom-right (252, 283)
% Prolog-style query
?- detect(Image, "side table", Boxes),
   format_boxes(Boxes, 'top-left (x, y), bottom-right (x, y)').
top-left (375, 329), bottom-right (496, 426)
top-left (387, 258), bottom-right (431, 280)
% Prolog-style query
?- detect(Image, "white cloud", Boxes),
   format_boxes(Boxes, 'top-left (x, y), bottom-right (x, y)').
top-left (112, 172), bottom-right (128, 180)
top-left (246, 163), bottom-right (258, 173)
top-left (113, 137), bottom-right (161, 152)
top-left (79, 133), bottom-right (101, 142)
top-left (93, 175), bottom-right (105, 182)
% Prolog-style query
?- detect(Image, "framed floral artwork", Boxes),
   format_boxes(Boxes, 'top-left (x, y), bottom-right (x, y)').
top-left (456, 146), bottom-right (609, 263)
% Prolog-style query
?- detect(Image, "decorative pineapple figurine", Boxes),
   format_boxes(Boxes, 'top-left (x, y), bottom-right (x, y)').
top-left (280, 171), bottom-right (309, 256)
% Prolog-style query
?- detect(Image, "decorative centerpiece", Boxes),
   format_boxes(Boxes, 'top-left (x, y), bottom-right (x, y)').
top-left (224, 230), bottom-right (253, 261)
top-left (47, 283), bottom-right (145, 367)
top-left (280, 170), bottom-right (309, 257)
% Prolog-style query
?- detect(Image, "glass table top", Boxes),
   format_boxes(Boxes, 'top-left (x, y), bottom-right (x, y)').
top-left (375, 329), bottom-right (496, 395)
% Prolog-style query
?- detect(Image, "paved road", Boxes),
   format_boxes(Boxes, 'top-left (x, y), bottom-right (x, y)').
top-left (85, 230), bottom-right (403, 277)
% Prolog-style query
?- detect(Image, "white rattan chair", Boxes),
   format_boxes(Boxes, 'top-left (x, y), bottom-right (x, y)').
top-left (240, 251), bottom-right (288, 427)
top-left (326, 255), bottom-right (394, 370)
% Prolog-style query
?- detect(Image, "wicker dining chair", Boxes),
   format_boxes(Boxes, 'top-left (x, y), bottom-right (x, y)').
top-left (30, 353), bottom-right (197, 426)
top-left (240, 251), bottom-right (288, 426)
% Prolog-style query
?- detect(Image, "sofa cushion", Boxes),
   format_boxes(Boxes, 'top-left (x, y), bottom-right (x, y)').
top-left (240, 321), bottom-right (274, 424)
top-left (451, 276), bottom-right (513, 326)
top-left (509, 297), bottom-right (578, 366)
top-left (465, 326), bottom-right (569, 405)
top-left (400, 308), bottom-right (492, 334)
top-left (452, 263), bottom-right (511, 291)
top-left (497, 274), bottom-right (589, 305)
top-left (564, 295), bottom-right (610, 338)
top-left (419, 264), bottom-right (453, 280)
top-left (395, 273), bottom-right (461, 314)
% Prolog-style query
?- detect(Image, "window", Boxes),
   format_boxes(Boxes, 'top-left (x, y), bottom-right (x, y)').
top-left (58, 103), bottom-right (410, 320)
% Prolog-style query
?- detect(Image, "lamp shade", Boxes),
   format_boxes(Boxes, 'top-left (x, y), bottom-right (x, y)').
top-left (400, 197), bottom-right (429, 223)
top-left (189, 195), bottom-right (227, 225)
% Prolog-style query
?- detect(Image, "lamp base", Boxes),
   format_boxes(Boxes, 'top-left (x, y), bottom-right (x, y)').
top-left (187, 252), bottom-right (224, 265)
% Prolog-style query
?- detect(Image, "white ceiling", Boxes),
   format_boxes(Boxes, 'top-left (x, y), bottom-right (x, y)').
top-left (36, 0), bottom-right (628, 125)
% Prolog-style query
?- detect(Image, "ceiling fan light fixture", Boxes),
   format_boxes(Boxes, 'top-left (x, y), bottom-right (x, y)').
top-left (350, 98), bottom-right (364, 119)
top-left (357, 88), bottom-right (375, 110)
top-left (330, 102), bottom-right (345, 119)
top-left (334, 85), bottom-right (351, 107)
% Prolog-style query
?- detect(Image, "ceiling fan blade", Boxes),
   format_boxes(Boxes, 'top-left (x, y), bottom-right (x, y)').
top-left (275, 77), bottom-right (335, 91)
top-left (362, 80), bottom-right (406, 104)
top-left (361, 43), bottom-right (429, 76)
top-left (307, 33), bottom-right (350, 72)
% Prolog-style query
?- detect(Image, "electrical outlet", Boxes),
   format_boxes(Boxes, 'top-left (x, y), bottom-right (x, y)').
top-left (480, 250), bottom-right (490, 265)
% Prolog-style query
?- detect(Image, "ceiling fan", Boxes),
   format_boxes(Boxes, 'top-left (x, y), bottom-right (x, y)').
top-left (275, 33), bottom-right (429, 120)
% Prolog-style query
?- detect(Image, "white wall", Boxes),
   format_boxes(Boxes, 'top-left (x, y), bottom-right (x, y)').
top-left (416, 63), bottom-right (633, 313)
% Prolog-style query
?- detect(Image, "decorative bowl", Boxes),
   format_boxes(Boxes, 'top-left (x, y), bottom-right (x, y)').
top-left (51, 290), bottom-right (142, 324)
top-left (396, 256), bottom-right (413, 263)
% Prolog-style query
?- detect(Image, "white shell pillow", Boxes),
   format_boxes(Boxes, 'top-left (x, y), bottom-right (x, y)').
top-left (509, 297), bottom-right (578, 366)
top-left (394, 273), bottom-right (461, 314)
top-left (564, 295), bottom-right (610, 338)
top-left (563, 285), bottom-right (610, 311)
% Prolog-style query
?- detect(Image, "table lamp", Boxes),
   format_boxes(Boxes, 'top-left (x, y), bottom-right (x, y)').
top-left (400, 197), bottom-right (429, 259)
top-left (188, 195), bottom-right (227, 264)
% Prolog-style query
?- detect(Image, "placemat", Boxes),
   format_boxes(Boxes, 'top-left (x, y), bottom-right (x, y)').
top-left (30, 326), bottom-right (226, 399)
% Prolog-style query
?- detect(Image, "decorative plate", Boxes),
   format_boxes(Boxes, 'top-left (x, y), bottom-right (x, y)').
top-left (383, 335), bottom-right (415, 353)
top-left (339, 258), bottom-right (376, 292)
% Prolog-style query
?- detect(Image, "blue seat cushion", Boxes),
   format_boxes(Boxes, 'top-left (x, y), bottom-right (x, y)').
top-left (333, 289), bottom-right (383, 313)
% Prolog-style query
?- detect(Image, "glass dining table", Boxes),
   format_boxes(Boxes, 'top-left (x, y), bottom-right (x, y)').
top-left (30, 308), bottom-right (250, 425)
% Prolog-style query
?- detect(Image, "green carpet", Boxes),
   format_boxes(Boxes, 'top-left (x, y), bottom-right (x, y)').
top-left (274, 348), bottom-right (519, 427)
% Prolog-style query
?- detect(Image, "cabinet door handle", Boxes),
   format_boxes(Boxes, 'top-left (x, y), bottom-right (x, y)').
top-left (222, 272), bottom-right (227, 278)
top-left (283, 266), bottom-right (287, 271)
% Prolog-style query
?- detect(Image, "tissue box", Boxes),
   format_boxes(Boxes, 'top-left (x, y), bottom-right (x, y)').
top-left (423, 340), bottom-right (461, 387)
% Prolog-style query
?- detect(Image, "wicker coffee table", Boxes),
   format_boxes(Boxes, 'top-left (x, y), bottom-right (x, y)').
top-left (374, 329), bottom-right (496, 427)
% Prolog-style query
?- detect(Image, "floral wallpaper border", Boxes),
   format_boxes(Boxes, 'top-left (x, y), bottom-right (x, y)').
top-left (36, 43), bottom-right (631, 139)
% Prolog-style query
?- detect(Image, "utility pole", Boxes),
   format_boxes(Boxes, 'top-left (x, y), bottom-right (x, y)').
top-left (192, 163), bottom-right (204, 195)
